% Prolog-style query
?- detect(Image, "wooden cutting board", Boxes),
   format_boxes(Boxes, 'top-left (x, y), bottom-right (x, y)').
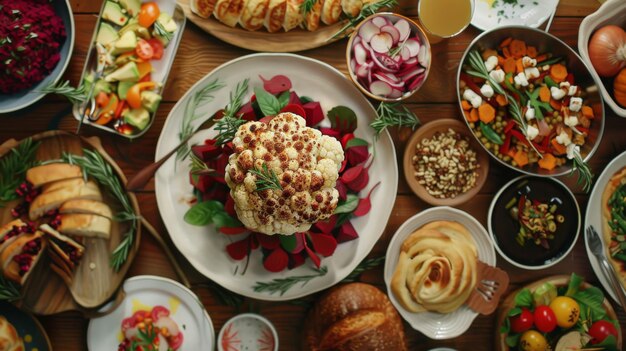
top-left (0, 131), bottom-right (141, 315)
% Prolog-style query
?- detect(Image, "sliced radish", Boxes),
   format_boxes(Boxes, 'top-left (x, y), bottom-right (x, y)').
top-left (401, 45), bottom-right (411, 61)
top-left (350, 58), bottom-right (356, 73)
top-left (358, 20), bottom-right (380, 42)
top-left (370, 80), bottom-right (393, 97)
top-left (369, 48), bottom-right (395, 73)
top-left (370, 32), bottom-right (393, 53)
top-left (403, 57), bottom-right (418, 66)
top-left (372, 73), bottom-right (404, 89)
top-left (394, 19), bottom-right (411, 41)
top-left (418, 45), bottom-right (429, 67)
top-left (379, 72), bottom-right (400, 83)
top-left (354, 43), bottom-right (367, 65)
top-left (405, 38), bottom-right (421, 57)
top-left (353, 35), bottom-right (361, 46)
top-left (408, 72), bottom-right (426, 91)
top-left (380, 25), bottom-right (400, 45)
top-left (389, 88), bottom-right (404, 99)
top-left (355, 63), bottom-right (369, 78)
top-left (400, 67), bottom-right (425, 82)
top-left (371, 16), bottom-right (390, 28)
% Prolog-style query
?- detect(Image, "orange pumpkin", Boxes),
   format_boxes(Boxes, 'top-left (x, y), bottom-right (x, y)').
top-left (614, 68), bottom-right (626, 107)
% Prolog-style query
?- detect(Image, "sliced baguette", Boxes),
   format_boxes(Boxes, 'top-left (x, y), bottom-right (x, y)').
top-left (26, 163), bottom-right (83, 188)
top-left (58, 214), bottom-right (111, 239)
top-left (59, 199), bottom-right (113, 219)
top-left (29, 180), bottom-right (102, 220)
top-left (40, 224), bottom-right (85, 271)
top-left (1, 231), bottom-right (46, 285)
top-left (0, 219), bottom-right (31, 254)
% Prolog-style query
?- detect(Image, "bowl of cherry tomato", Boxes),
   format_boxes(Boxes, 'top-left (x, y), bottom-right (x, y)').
top-left (496, 274), bottom-right (621, 351)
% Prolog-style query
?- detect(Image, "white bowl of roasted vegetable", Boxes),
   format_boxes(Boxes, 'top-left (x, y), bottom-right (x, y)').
top-left (496, 274), bottom-right (622, 351)
top-left (71, 0), bottom-right (185, 138)
top-left (457, 26), bottom-right (604, 192)
top-left (488, 176), bottom-right (580, 270)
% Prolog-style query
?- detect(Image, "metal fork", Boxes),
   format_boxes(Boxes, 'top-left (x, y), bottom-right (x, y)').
top-left (586, 226), bottom-right (626, 309)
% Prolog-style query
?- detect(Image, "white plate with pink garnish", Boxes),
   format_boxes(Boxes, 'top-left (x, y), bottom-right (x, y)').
top-left (87, 275), bottom-right (214, 351)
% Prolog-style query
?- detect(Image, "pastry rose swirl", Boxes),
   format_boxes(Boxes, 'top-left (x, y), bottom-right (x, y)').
top-left (391, 221), bottom-right (478, 314)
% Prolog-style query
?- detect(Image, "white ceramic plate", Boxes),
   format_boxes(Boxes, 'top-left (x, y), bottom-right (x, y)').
top-left (87, 275), bottom-right (214, 350)
top-left (384, 206), bottom-right (496, 339)
top-left (585, 150), bottom-right (626, 305)
top-left (155, 53), bottom-right (398, 301)
top-left (471, 0), bottom-right (559, 32)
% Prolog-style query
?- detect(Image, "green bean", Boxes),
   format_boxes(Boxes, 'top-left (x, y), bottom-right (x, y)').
top-left (479, 122), bottom-right (503, 145)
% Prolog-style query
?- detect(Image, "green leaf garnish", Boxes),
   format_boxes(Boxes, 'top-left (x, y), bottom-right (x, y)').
top-left (254, 87), bottom-right (282, 116)
top-left (250, 164), bottom-right (282, 192)
top-left (0, 137), bottom-right (39, 207)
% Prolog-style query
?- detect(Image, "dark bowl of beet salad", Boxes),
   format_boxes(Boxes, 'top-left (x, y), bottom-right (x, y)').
top-left (0, 0), bottom-right (75, 113)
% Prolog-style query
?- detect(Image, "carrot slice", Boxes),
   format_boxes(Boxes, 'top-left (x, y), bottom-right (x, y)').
top-left (549, 99), bottom-right (562, 110)
top-left (527, 46), bottom-right (538, 58)
top-left (538, 153), bottom-right (557, 170)
top-left (502, 47), bottom-right (512, 58)
top-left (469, 108), bottom-right (479, 122)
top-left (496, 94), bottom-right (508, 106)
top-left (509, 39), bottom-right (527, 58)
top-left (500, 37), bottom-right (513, 48)
top-left (478, 103), bottom-right (496, 123)
top-left (581, 105), bottom-right (594, 119)
top-left (550, 64), bottom-right (568, 83)
top-left (539, 86), bottom-right (551, 102)
top-left (516, 58), bottom-right (524, 73)
top-left (461, 100), bottom-right (472, 110)
top-left (551, 138), bottom-right (566, 155)
top-left (513, 149), bottom-right (529, 167)
top-left (482, 48), bottom-right (499, 61)
top-left (503, 57), bottom-right (516, 73)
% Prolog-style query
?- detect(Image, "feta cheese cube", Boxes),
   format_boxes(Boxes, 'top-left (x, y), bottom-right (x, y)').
top-left (550, 86), bottom-right (566, 100)
top-left (559, 81), bottom-right (571, 90)
top-left (463, 89), bottom-right (483, 108)
top-left (480, 84), bottom-right (495, 98)
top-left (542, 65), bottom-right (550, 71)
top-left (566, 143), bottom-right (579, 160)
top-left (484, 56), bottom-right (498, 72)
top-left (568, 85), bottom-right (578, 96)
top-left (569, 97), bottom-right (583, 112)
top-left (564, 115), bottom-right (579, 127)
top-left (522, 56), bottom-right (537, 67)
top-left (514, 72), bottom-right (529, 87)
top-left (525, 107), bottom-right (535, 120)
top-left (526, 125), bottom-right (539, 140)
top-left (489, 69), bottom-right (505, 83)
top-left (524, 67), bottom-right (541, 80)
top-left (555, 131), bottom-right (571, 146)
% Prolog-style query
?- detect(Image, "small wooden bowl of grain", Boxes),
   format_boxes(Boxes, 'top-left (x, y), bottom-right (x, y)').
top-left (403, 118), bottom-right (490, 206)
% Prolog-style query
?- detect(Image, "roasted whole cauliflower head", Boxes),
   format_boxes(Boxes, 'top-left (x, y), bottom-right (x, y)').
top-left (225, 112), bottom-right (344, 235)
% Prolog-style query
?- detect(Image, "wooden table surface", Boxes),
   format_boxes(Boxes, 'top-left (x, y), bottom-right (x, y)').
top-left (2, 0), bottom-right (625, 349)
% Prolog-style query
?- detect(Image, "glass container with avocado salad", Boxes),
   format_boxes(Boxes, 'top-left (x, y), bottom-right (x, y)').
top-left (75, 0), bottom-right (183, 137)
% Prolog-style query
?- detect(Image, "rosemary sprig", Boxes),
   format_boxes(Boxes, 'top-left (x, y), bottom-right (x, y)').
top-left (0, 275), bottom-right (21, 302)
top-left (300, 0), bottom-right (318, 15)
top-left (465, 50), bottom-right (506, 96)
top-left (250, 164), bottom-right (282, 191)
top-left (40, 80), bottom-right (87, 105)
top-left (252, 266), bottom-right (328, 296)
top-left (189, 152), bottom-right (214, 176)
top-left (342, 256), bottom-right (385, 282)
top-left (507, 97), bottom-right (542, 157)
top-left (370, 102), bottom-right (420, 138)
top-left (0, 138), bottom-right (40, 207)
top-left (223, 79), bottom-right (250, 119)
top-left (153, 21), bottom-right (173, 42)
top-left (177, 79), bottom-right (226, 161)
top-left (63, 150), bottom-right (138, 271)
top-left (570, 148), bottom-right (593, 193)
top-left (330, 0), bottom-right (398, 39)
top-left (214, 115), bottom-right (247, 146)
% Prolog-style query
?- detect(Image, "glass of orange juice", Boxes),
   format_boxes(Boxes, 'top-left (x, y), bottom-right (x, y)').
top-left (418, 0), bottom-right (474, 41)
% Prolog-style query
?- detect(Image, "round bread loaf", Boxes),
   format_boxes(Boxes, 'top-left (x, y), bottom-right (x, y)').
top-left (303, 282), bottom-right (407, 351)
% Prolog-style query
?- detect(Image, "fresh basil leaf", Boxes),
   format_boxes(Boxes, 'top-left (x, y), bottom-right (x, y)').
top-left (334, 194), bottom-right (359, 214)
top-left (566, 272), bottom-right (584, 297)
top-left (505, 333), bottom-right (520, 348)
top-left (514, 289), bottom-right (533, 308)
top-left (507, 306), bottom-right (522, 317)
top-left (500, 316), bottom-right (511, 334)
top-left (280, 235), bottom-right (297, 252)
top-left (345, 137), bottom-right (369, 149)
top-left (327, 106), bottom-right (358, 134)
top-left (299, 96), bottom-right (314, 104)
top-left (212, 212), bottom-right (242, 229)
top-left (184, 201), bottom-right (221, 226)
top-left (277, 91), bottom-right (290, 109)
top-left (572, 286), bottom-right (606, 320)
top-left (254, 87), bottom-right (281, 116)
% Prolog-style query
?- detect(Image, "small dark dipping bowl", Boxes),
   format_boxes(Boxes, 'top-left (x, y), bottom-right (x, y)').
top-left (488, 176), bottom-right (580, 270)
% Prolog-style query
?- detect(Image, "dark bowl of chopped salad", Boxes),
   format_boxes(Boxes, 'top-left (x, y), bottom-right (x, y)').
top-left (488, 175), bottom-right (581, 270)
top-left (0, 0), bottom-right (74, 113)
top-left (456, 26), bottom-right (604, 191)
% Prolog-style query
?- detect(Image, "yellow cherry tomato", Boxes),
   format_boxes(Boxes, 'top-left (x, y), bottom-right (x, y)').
top-left (138, 2), bottom-right (160, 28)
top-left (126, 81), bottom-right (156, 109)
top-left (550, 296), bottom-right (580, 328)
top-left (519, 330), bottom-right (548, 351)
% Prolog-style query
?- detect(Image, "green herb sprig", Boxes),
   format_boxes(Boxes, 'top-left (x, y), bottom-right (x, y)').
top-left (570, 148), bottom-right (593, 193)
top-left (212, 79), bottom-right (251, 146)
top-left (0, 137), bottom-right (40, 207)
top-left (0, 275), bottom-right (21, 302)
top-left (252, 266), bottom-right (328, 296)
top-left (40, 80), bottom-right (87, 105)
top-left (63, 150), bottom-right (138, 271)
top-left (330, 0), bottom-right (398, 39)
top-left (250, 164), bottom-right (282, 192)
top-left (370, 102), bottom-right (420, 138)
top-left (342, 256), bottom-right (385, 282)
top-left (300, 0), bottom-right (318, 15)
top-left (466, 50), bottom-right (507, 96)
top-left (153, 21), bottom-right (173, 43)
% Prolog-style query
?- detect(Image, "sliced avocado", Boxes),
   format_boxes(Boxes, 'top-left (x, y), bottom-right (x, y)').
top-left (158, 13), bottom-right (178, 33)
top-left (140, 91), bottom-right (162, 113)
top-left (119, 17), bottom-right (138, 36)
top-left (110, 30), bottom-right (137, 56)
top-left (96, 22), bottom-right (118, 46)
top-left (123, 107), bottom-right (150, 130)
top-left (94, 79), bottom-right (113, 96)
top-left (104, 62), bottom-right (139, 82)
top-left (153, 13), bottom-right (176, 46)
top-left (119, 22), bottom-right (151, 40)
top-left (117, 81), bottom-right (135, 100)
top-left (102, 1), bottom-right (129, 26)
top-left (119, 0), bottom-right (141, 17)
top-left (114, 53), bottom-right (135, 66)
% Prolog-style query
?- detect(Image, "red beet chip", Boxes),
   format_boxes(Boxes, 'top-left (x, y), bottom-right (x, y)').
top-left (340, 133), bottom-right (354, 149)
top-left (308, 233), bottom-right (337, 257)
top-left (191, 143), bottom-right (221, 161)
top-left (288, 91), bottom-right (302, 107)
top-left (336, 221), bottom-right (359, 243)
top-left (303, 101), bottom-right (324, 126)
top-left (280, 103), bottom-right (306, 118)
top-left (346, 146), bottom-right (369, 166)
top-left (335, 180), bottom-right (348, 201)
top-left (353, 182), bottom-right (381, 217)
top-left (225, 195), bottom-right (237, 216)
top-left (319, 127), bottom-right (341, 140)
top-left (226, 235), bottom-right (253, 260)
top-left (345, 169), bottom-right (370, 192)
top-left (204, 139), bottom-right (217, 145)
top-left (256, 233), bottom-right (281, 250)
top-left (288, 252), bottom-right (306, 269)
top-left (237, 101), bottom-right (258, 121)
top-left (203, 184), bottom-right (229, 203)
top-left (219, 226), bottom-right (248, 235)
top-left (338, 158), bottom-right (348, 173)
top-left (190, 173), bottom-right (214, 193)
top-left (260, 75), bottom-right (292, 94)
top-left (313, 215), bottom-right (337, 234)
top-left (263, 247), bottom-right (289, 272)
top-left (341, 163), bottom-right (365, 184)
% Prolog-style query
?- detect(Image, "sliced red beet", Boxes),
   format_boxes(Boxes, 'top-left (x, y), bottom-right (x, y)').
top-left (256, 233), bottom-right (281, 250)
top-left (204, 139), bottom-right (217, 145)
top-left (191, 173), bottom-right (215, 193)
top-left (314, 215), bottom-right (337, 234)
top-left (302, 101), bottom-right (324, 126)
top-left (226, 235), bottom-right (253, 260)
top-left (222, 141), bottom-right (234, 155)
top-left (203, 184), bottom-right (228, 203)
top-left (263, 247), bottom-right (289, 272)
top-left (335, 179), bottom-right (348, 201)
top-left (336, 221), bottom-right (359, 243)
top-left (219, 226), bottom-right (248, 235)
top-left (280, 103), bottom-right (306, 118)
top-left (259, 115), bottom-right (274, 123)
top-left (225, 195), bottom-right (236, 216)
top-left (353, 182), bottom-right (381, 217)
top-left (192, 143), bottom-right (221, 161)
top-left (308, 233), bottom-right (337, 257)
top-left (320, 127), bottom-right (341, 140)
top-left (341, 163), bottom-right (365, 184)
top-left (288, 252), bottom-right (306, 269)
top-left (346, 171), bottom-right (369, 192)
top-left (303, 240), bottom-right (321, 268)
top-left (236, 101), bottom-right (258, 121)
top-left (288, 91), bottom-right (303, 107)
top-left (341, 133), bottom-right (355, 149)
top-left (339, 158), bottom-right (348, 173)
top-left (346, 146), bottom-right (369, 166)
top-left (260, 75), bottom-right (292, 94)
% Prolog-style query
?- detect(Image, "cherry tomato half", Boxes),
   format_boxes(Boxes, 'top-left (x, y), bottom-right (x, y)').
top-left (533, 305), bottom-right (557, 333)
top-left (550, 296), bottom-right (580, 328)
top-left (138, 2), bottom-right (160, 28)
top-left (147, 38), bottom-right (164, 60)
top-left (135, 39), bottom-right (154, 60)
top-left (589, 320), bottom-right (618, 344)
top-left (510, 308), bottom-right (534, 333)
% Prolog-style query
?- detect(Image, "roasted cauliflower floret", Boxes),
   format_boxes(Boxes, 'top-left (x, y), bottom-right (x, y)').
top-left (225, 112), bottom-right (344, 235)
